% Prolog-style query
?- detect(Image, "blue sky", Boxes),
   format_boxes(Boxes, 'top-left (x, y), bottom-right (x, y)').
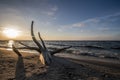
top-left (0, 0), bottom-right (120, 40)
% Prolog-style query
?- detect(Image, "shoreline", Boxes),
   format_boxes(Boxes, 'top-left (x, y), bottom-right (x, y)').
top-left (55, 53), bottom-right (120, 66)
top-left (0, 48), bottom-right (120, 80)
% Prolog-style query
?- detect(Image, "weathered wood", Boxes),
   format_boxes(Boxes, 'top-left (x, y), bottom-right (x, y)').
top-left (17, 47), bottom-right (37, 50)
top-left (31, 21), bottom-right (43, 53)
top-left (51, 46), bottom-right (72, 55)
top-left (31, 21), bottom-right (52, 65)
top-left (12, 21), bottom-right (71, 65)
top-left (18, 42), bottom-right (39, 51)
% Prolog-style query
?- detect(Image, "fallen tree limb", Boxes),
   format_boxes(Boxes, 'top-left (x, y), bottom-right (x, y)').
top-left (12, 21), bottom-right (71, 65)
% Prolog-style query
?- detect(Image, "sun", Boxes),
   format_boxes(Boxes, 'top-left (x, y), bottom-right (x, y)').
top-left (3, 28), bottom-right (20, 38)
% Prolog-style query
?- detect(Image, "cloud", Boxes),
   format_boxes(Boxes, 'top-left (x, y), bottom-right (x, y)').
top-left (57, 28), bottom-right (63, 32)
top-left (72, 23), bottom-right (85, 27)
top-left (47, 6), bottom-right (58, 16)
top-left (42, 6), bottom-right (58, 16)
top-left (69, 12), bottom-right (120, 26)
top-left (51, 6), bottom-right (58, 11)
top-left (100, 12), bottom-right (120, 19)
top-left (57, 12), bottom-right (120, 35)
top-left (45, 11), bottom-right (55, 16)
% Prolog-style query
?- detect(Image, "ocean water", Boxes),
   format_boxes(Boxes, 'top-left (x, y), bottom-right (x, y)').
top-left (0, 40), bottom-right (120, 60)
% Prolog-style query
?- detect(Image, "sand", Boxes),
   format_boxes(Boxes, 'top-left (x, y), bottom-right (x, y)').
top-left (0, 48), bottom-right (120, 80)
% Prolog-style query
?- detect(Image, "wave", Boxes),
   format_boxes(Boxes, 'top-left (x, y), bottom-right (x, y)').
top-left (110, 47), bottom-right (120, 50)
top-left (103, 56), bottom-right (119, 60)
top-left (47, 43), bottom-right (120, 50)
top-left (79, 52), bottom-right (119, 60)
top-left (81, 45), bottom-right (105, 49)
top-left (47, 43), bottom-right (105, 49)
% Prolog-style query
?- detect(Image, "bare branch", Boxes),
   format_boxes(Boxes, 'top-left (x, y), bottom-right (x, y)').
top-left (38, 32), bottom-right (47, 50)
top-left (18, 41), bottom-right (31, 48)
top-left (51, 46), bottom-right (72, 55)
top-left (17, 47), bottom-right (30, 49)
top-left (18, 42), bottom-right (41, 52)
top-left (31, 21), bottom-right (43, 52)
top-left (12, 45), bottom-right (22, 56)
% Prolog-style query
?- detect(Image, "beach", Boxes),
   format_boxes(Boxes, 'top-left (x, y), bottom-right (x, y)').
top-left (0, 48), bottom-right (120, 80)
top-left (0, 0), bottom-right (120, 80)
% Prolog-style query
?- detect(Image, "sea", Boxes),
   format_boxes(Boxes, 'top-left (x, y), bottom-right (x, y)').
top-left (0, 40), bottom-right (120, 60)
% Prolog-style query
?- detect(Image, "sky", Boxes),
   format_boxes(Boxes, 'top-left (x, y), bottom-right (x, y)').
top-left (0, 0), bottom-right (120, 40)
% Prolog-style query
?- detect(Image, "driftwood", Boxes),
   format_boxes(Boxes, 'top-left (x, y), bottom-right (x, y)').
top-left (12, 21), bottom-right (71, 65)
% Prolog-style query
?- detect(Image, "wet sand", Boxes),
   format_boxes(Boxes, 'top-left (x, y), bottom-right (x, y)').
top-left (0, 48), bottom-right (120, 80)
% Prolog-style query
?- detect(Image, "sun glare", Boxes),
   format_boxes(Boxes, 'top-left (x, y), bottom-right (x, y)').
top-left (3, 28), bottom-right (20, 38)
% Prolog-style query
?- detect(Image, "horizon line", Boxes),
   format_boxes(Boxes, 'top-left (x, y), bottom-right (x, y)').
top-left (0, 39), bottom-right (120, 41)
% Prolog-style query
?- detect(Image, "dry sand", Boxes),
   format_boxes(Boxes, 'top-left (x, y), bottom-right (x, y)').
top-left (0, 48), bottom-right (120, 80)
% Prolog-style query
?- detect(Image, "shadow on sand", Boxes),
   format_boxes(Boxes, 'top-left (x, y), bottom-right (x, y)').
top-left (12, 45), bottom-right (26, 80)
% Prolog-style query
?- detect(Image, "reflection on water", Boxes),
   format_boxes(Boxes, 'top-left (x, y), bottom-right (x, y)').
top-left (8, 40), bottom-right (14, 47)
top-left (7, 40), bottom-right (14, 50)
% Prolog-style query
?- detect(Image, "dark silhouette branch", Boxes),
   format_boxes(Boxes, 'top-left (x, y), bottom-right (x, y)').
top-left (31, 21), bottom-right (43, 53)
top-left (38, 32), bottom-right (47, 50)
top-left (31, 21), bottom-right (52, 65)
top-left (12, 45), bottom-right (22, 56)
top-left (51, 46), bottom-right (72, 55)
top-left (17, 47), bottom-right (35, 49)
top-left (18, 42), bottom-right (39, 51)
top-left (18, 41), bottom-right (32, 48)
